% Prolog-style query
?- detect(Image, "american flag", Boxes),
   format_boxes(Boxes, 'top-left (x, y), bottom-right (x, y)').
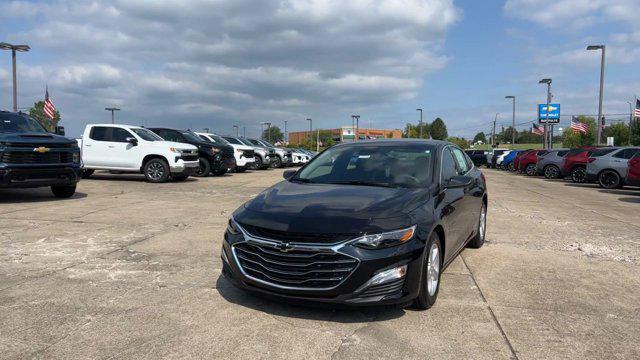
top-left (44, 87), bottom-right (57, 120)
top-left (571, 116), bottom-right (588, 134)
top-left (635, 99), bottom-right (640, 118)
top-left (532, 123), bottom-right (544, 135)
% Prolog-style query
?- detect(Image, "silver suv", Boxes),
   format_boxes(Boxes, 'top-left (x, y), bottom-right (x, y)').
top-left (586, 147), bottom-right (640, 188)
top-left (536, 148), bottom-right (569, 179)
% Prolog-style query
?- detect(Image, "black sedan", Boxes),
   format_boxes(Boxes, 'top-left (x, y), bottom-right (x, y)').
top-left (221, 140), bottom-right (487, 309)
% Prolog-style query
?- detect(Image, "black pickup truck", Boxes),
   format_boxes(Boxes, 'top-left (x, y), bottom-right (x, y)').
top-left (0, 111), bottom-right (81, 198)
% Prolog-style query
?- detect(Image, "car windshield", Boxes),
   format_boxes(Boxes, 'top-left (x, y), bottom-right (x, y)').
top-left (589, 148), bottom-right (617, 157)
top-left (0, 112), bottom-right (48, 134)
top-left (259, 140), bottom-right (275, 147)
top-left (223, 136), bottom-right (242, 145)
top-left (207, 134), bottom-right (229, 144)
top-left (294, 143), bottom-right (435, 188)
top-left (131, 128), bottom-right (163, 141)
top-left (238, 138), bottom-right (254, 146)
top-left (181, 131), bottom-right (207, 143)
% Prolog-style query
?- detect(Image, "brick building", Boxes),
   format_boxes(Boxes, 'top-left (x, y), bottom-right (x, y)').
top-left (288, 125), bottom-right (402, 145)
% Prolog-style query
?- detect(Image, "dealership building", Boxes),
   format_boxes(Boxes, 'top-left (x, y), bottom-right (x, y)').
top-left (288, 126), bottom-right (402, 145)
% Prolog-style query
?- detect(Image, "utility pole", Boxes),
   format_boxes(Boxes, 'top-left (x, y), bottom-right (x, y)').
top-left (539, 78), bottom-right (552, 149)
top-left (105, 107), bottom-right (120, 124)
top-left (306, 118), bottom-right (312, 148)
top-left (243, 126), bottom-right (246, 138)
top-left (316, 128), bottom-right (320, 152)
top-left (416, 108), bottom-right (423, 139)
top-left (505, 96), bottom-right (515, 145)
top-left (587, 45), bottom-right (606, 145)
top-left (0, 42), bottom-right (30, 112)
top-left (629, 100), bottom-right (635, 145)
top-left (233, 125), bottom-right (239, 137)
top-left (492, 113), bottom-right (498, 147)
top-left (284, 120), bottom-right (288, 144)
top-left (351, 115), bottom-right (360, 141)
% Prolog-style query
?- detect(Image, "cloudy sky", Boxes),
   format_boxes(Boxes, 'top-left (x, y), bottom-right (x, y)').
top-left (0, 0), bottom-right (638, 138)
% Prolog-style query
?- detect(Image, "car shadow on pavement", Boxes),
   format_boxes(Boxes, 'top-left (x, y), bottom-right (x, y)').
top-left (215, 275), bottom-right (406, 323)
top-left (88, 173), bottom-right (199, 182)
top-left (0, 189), bottom-right (88, 203)
top-left (618, 197), bottom-right (640, 204)
top-left (563, 182), bottom-right (600, 189)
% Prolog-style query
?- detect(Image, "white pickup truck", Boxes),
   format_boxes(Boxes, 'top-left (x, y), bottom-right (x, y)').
top-left (77, 124), bottom-right (199, 182)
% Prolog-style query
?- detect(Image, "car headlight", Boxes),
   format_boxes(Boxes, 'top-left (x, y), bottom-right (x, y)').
top-left (227, 217), bottom-right (241, 235)
top-left (212, 147), bottom-right (221, 154)
top-left (352, 225), bottom-right (416, 249)
top-left (72, 152), bottom-right (80, 164)
top-left (169, 147), bottom-right (181, 153)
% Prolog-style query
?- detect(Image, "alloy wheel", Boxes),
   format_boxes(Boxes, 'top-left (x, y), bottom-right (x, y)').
top-left (599, 171), bottom-right (619, 189)
top-left (544, 165), bottom-right (559, 179)
top-left (427, 242), bottom-right (440, 296)
top-left (479, 204), bottom-right (486, 242)
top-left (147, 162), bottom-right (165, 181)
top-left (572, 168), bottom-right (586, 183)
top-left (526, 164), bottom-right (536, 176)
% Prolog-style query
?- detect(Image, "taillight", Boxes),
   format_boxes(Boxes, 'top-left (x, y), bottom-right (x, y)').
top-left (587, 157), bottom-right (596, 163)
top-left (630, 158), bottom-right (640, 166)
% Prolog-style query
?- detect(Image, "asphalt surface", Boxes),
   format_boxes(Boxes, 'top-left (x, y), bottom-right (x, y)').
top-left (1, 168), bottom-right (639, 359)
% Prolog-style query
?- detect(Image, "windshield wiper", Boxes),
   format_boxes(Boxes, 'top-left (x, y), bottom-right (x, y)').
top-left (325, 180), bottom-right (395, 188)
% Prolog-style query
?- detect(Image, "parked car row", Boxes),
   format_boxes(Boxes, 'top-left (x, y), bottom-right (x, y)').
top-left (0, 111), bottom-right (316, 197)
top-left (483, 146), bottom-right (640, 189)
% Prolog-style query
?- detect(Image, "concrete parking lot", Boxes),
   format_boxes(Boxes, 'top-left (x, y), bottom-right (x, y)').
top-left (1, 168), bottom-right (639, 359)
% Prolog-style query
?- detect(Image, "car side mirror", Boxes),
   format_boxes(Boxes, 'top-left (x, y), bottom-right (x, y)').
top-left (55, 126), bottom-right (65, 136)
top-left (445, 175), bottom-right (474, 189)
top-left (126, 137), bottom-right (138, 146)
top-left (283, 169), bottom-right (296, 180)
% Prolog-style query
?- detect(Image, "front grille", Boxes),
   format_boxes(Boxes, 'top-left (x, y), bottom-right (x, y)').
top-left (359, 278), bottom-right (404, 298)
top-left (1, 151), bottom-right (72, 164)
top-left (181, 155), bottom-right (199, 162)
top-left (234, 242), bottom-right (358, 289)
top-left (221, 147), bottom-right (234, 159)
top-left (5, 142), bottom-right (74, 148)
top-left (239, 223), bottom-right (355, 244)
top-left (242, 149), bottom-right (254, 158)
top-left (268, 149), bottom-right (276, 155)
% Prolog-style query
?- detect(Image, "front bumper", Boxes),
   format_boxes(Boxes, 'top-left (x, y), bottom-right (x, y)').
top-left (236, 154), bottom-right (256, 168)
top-left (220, 228), bottom-right (425, 306)
top-left (170, 160), bottom-right (199, 176)
top-left (0, 166), bottom-right (81, 188)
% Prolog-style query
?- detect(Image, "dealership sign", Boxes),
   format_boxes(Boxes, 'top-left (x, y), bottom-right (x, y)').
top-left (538, 103), bottom-right (560, 124)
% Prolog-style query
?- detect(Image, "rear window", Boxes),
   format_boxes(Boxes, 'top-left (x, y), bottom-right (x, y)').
top-left (557, 150), bottom-right (569, 156)
top-left (588, 148), bottom-right (617, 157)
top-left (537, 150), bottom-right (548, 156)
top-left (566, 148), bottom-right (588, 156)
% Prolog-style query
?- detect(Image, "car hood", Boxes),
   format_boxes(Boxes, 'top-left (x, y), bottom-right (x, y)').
top-left (230, 144), bottom-right (253, 151)
top-left (0, 132), bottom-right (76, 146)
top-left (146, 140), bottom-right (197, 150)
top-left (234, 180), bottom-right (423, 239)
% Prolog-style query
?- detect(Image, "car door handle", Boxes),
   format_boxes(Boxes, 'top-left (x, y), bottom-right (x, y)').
top-left (108, 145), bottom-right (115, 148)
top-left (85, 144), bottom-right (91, 147)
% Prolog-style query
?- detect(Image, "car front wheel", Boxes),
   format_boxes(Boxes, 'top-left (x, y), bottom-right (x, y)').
top-left (525, 164), bottom-right (537, 176)
top-left (571, 167), bottom-right (586, 183)
top-left (413, 232), bottom-right (442, 310)
top-left (598, 170), bottom-right (621, 189)
top-left (144, 158), bottom-right (170, 183)
top-left (544, 165), bottom-right (560, 179)
top-left (195, 157), bottom-right (211, 177)
top-left (51, 185), bottom-right (76, 198)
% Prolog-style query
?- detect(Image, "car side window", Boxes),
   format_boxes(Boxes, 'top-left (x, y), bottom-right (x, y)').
top-left (614, 148), bottom-right (640, 159)
top-left (162, 131), bottom-right (181, 142)
top-left (450, 147), bottom-right (470, 175)
top-left (441, 147), bottom-right (458, 183)
top-left (89, 126), bottom-right (110, 141)
top-left (111, 128), bottom-right (134, 143)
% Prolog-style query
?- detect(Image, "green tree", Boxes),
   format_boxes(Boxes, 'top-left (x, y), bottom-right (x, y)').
top-left (447, 137), bottom-right (468, 149)
top-left (603, 123), bottom-right (630, 146)
top-left (630, 119), bottom-right (640, 146)
top-left (562, 116), bottom-right (596, 148)
top-left (29, 101), bottom-right (60, 132)
top-left (517, 128), bottom-right (543, 145)
top-left (429, 118), bottom-right (448, 140)
top-left (473, 132), bottom-right (487, 143)
top-left (503, 127), bottom-right (517, 144)
top-left (403, 122), bottom-right (429, 138)
top-left (262, 125), bottom-right (284, 143)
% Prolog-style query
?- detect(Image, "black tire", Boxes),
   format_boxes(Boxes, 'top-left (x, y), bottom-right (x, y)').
top-left (81, 169), bottom-right (94, 179)
top-left (413, 232), bottom-right (442, 310)
top-left (525, 164), bottom-right (537, 176)
top-left (143, 158), bottom-right (170, 183)
top-left (598, 170), bottom-right (621, 189)
top-left (195, 157), bottom-right (211, 177)
top-left (467, 202), bottom-right (486, 249)
top-left (51, 185), bottom-right (76, 198)
top-left (236, 166), bottom-right (247, 173)
top-left (571, 167), bottom-right (586, 183)
top-left (254, 156), bottom-right (263, 170)
top-left (212, 168), bottom-right (227, 176)
top-left (272, 156), bottom-right (282, 168)
top-left (544, 165), bottom-right (560, 179)
top-left (507, 163), bottom-right (515, 172)
top-left (172, 174), bottom-right (189, 181)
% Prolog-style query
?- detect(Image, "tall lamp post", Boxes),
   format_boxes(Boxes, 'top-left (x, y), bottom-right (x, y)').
top-left (416, 108), bottom-right (423, 139)
top-left (306, 118), bottom-right (312, 148)
top-left (505, 96), bottom-right (515, 145)
top-left (233, 125), bottom-right (239, 137)
top-left (539, 78), bottom-right (552, 149)
top-left (351, 115), bottom-right (360, 141)
top-left (587, 45), bottom-right (606, 145)
top-left (284, 120), bottom-right (288, 144)
top-left (0, 42), bottom-right (31, 112)
top-left (105, 107), bottom-right (120, 124)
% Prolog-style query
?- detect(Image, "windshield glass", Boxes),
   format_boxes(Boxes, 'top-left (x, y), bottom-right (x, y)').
top-left (294, 143), bottom-right (435, 188)
top-left (259, 140), bottom-right (275, 147)
top-left (223, 136), bottom-right (242, 145)
top-left (181, 131), bottom-right (207, 143)
top-left (0, 113), bottom-right (48, 134)
top-left (132, 128), bottom-right (163, 141)
top-left (203, 134), bottom-right (229, 144)
top-left (247, 139), bottom-right (262, 146)
top-left (238, 138), bottom-right (254, 146)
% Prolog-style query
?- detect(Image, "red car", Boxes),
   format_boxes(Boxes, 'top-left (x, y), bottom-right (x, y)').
top-left (561, 147), bottom-right (597, 183)
top-left (518, 149), bottom-right (548, 176)
top-left (627, 153), bottom-right (640, 187)
top-left (512, 149), bottom-right (533, 172)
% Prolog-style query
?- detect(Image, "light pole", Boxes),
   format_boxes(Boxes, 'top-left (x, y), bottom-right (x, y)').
top-left (587, 45), bottom-right (606, 145)
top-left (505, 96), bottom-right (515, 145)
top-left (628, 101), bottom-right (635, 145)
top-left (233, 125), bottom-right (239, 137)
top-left (306, 118), bottom-right (312, 148)
top-left (284, 120), bottom-right (288, 144)
top-left (260, 122), bottom-right (271, 142)
top-left (351, 115), bottom-right (360, 141)
top-left (416, 108), bottom-right (423, 139)
top-left (243, 126), bottom-right (246, 138)
top-left (0, 42), bottom-right (31, 112)
top-left (105, 107), bottom-right (120, 124)
top-left (539, 78), bottom-right (552, 149)
top-left (492, 113), bottom-right (498, 147)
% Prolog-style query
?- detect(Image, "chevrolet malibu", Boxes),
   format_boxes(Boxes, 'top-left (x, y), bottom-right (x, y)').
top-left (221, 140), bottom-right (487, 310)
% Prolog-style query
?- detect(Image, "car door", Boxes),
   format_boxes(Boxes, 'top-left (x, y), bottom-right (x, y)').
top-left (612, 148), bottom-right (640, 177)
top-left (450, 146), bottom-right (478, 241)
top-left (438, 146), bottom-right (467, 259)
top-left (82, 126), bottom-right (112, 168)
top-left (108, 127), bottom-right (141, 169)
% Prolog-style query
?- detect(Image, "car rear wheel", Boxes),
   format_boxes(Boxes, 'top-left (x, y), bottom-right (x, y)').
top-left (51, 185), bottom-right (76, 198)
top-left (544, 165), bottom-right (560, 179)
top-left (236, 166), bottom-right (247, 173)
top-left (144, 158), bottom-right (170, 183)
top-left (195, 157), bottom-right (211, 177)
top-left (571, 167), bottom-right (586, 183)
top-left (467, 202), bottom-right (486, 249)
top-left (525, 164), bottom-right (537, 176)
top-left (272, 156), bottom-right (282, 168)
top-left (507, 163), bottom-right (515, 172)
top-left (598, 170), bottom-right (621, 189)
top-left (413, 232), bottom-right (442, 310)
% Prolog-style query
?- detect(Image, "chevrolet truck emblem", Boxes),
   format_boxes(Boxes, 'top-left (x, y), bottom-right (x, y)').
top-left (33, 147), bottom-right (50, 153)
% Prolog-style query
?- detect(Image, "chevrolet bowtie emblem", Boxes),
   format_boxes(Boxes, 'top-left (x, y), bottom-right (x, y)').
top-left (33, 147), bottom-right (50, 153)
top-left (275, 242), bottom-right (294, 252)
